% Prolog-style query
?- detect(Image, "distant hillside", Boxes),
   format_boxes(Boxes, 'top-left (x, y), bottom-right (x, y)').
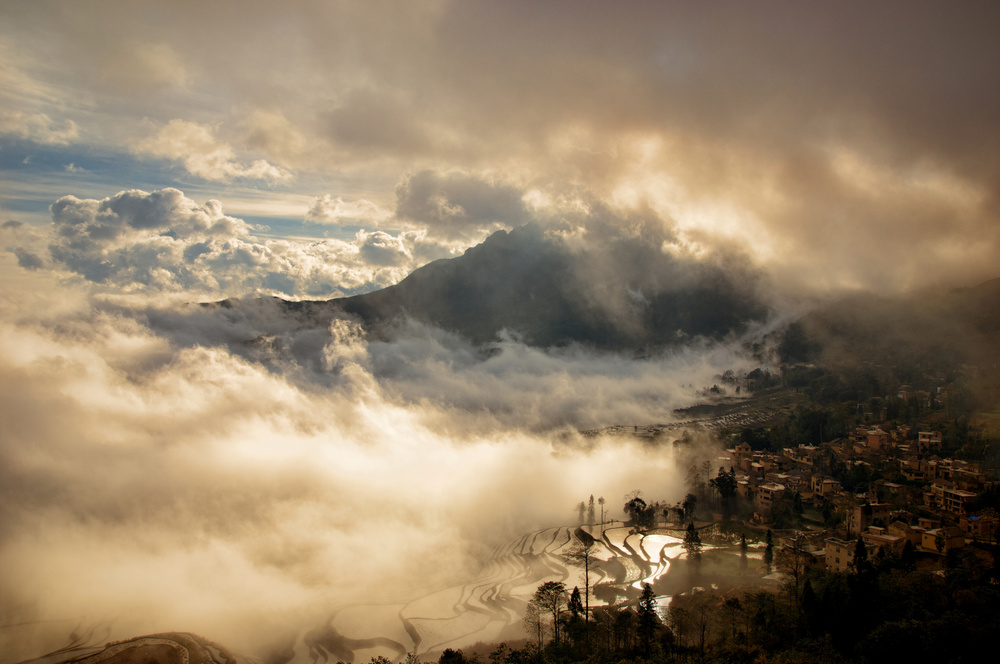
top-left (287, 224), bottom-right (770, 351)
top-left (776, 277), bottom-right (1000, 402)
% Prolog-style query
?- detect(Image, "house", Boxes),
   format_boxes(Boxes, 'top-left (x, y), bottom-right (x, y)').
top-left (888, 520), bottom-right (923, 548)
top-left (866, 429), bottom-right (889, 450)
top-left (921, 526), bottom-right (965, 553)
top-left (825, 537), bottom-right (876, 573)
top-left (811, 475), bottom-right (842, 500)
top-left (785, 445), bottom-right (818, 467)
top-left (862, 526), bottom-right (904, 555)
top-left (960, 514), bottom-right (999, 543)
top-left (755, 482), bottom-right (786, 513)
top-left (917, 431), bottom-right (943, 453)
top-left (732, 442), bottom-right (754, 470)
top-left (846, 502), bottom-right (891, 536)
top-left (926, 481), bottom-right (977, 515)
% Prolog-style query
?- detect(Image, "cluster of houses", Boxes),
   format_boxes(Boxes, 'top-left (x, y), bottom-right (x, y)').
top-left (726, 423), bottom-right (998, 572)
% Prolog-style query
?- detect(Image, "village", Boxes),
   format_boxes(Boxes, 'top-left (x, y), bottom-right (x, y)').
top-left (727, 423), bottom-right (996, 574)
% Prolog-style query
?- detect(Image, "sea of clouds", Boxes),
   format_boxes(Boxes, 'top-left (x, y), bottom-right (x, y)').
top-left (0, 190), bottom-right (758, 658)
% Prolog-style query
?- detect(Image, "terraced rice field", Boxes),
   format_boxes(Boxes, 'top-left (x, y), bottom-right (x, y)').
top-left (300, 525), bottom-right (686, 663)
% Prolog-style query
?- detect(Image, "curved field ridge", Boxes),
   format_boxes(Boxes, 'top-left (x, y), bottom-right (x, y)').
top-left (22, 633), bottom-right (238, 664)
top-left (22, 527), bottom-right (685, 664)
top-left (305, 525), bottom-right (685, 662)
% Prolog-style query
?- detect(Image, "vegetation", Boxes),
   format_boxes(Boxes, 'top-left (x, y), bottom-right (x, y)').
top-left (418, 542), bottom-right (999, 664)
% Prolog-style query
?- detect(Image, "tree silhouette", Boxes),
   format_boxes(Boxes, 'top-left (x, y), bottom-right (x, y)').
top-left (569, 586), bottom-right (583, 619)
top-left (533, 581), bottom-right (567, 644)
top-left (624, 496), bottom-right (654, 529)
top-left (563, 528), bottom-right (597, 647)
top-left (709, 466), bottom-right (738, 519)
top-left (682, 493), bottom-right (698, 521)
top-left (684, 522), bottom-right (703, 567)
top-left (637, 582), bottom-right (659, 656)
top-left (523, 600), bottom-right (544, 646)
top-left (764, 529), bottom-right (774, 572)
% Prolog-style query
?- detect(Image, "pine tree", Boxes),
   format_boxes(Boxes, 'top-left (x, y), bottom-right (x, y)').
top-left (637, 582), bottom-right (659, 656)
top-left (569, 586), bottom-right (583, 619)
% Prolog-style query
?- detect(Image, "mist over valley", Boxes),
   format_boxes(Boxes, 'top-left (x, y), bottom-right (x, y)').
top-left (2, 2), bottom-right (1000, 663)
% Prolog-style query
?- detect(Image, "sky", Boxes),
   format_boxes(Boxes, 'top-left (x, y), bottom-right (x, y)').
top-left (1, 1), bottom-right (999, 659)
top-left (3, 0), bottom-right (999, 297)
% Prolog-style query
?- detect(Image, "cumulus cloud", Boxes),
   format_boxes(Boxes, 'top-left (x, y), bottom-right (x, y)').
top-left (133, 119), bottom-right (292, 183)
top-left (39, 188), bottom-right (425, 297)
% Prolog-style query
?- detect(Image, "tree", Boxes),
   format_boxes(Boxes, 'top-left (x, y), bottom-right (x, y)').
top-left (637, 583), bottom-right (660, 656)
top-left (723, 596), bottom-right (742, 641)
top-left (852, 537), bottom-right (873, 577)
top-left (624, 495), bottom-right (654, 529)
top-left (563, 528), bottom-right (597, 646)
top-left (569, 586), bottom-right (583, 619)
top-left (709, 467), bottom-right (738, 519)
top-left (533, 581), bottom-right (567, 644)
top-left (613, 607), bottom-right (634, 653)
top-left (901, 539), bottom-right (916, 571)
top-left (684, 521), bottom-right (703, 568)
top-left (763, 529), bottom-right (774, 572)
top-left (739, 533), bottom-right (748, 574)
top-left (523, 600), bottom-right (544, 647)
top-left (438, 650), bottom-right (465, 664)
top-left (598, 496), bottom-right (606, 528)
top-left (682, 493), bottom-right (698, 521)
top-left (577, 501), bottom-right (586, 525)
top-left (776, 534), bottom-right (809, 609)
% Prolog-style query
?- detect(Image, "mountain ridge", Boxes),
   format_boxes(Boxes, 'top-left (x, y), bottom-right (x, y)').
top-left (280, 223), bottom-right (771, 352)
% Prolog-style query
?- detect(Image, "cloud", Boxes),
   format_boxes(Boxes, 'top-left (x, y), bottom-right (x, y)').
top-left (4, 2), bottom-right (999, 292)
top-left (0, 276), bottom-right (716, 658)
top-left (0, 110), bottom-right (78, 145)
top-left (395, 169), bottom-right (530, 242)
top-left (305, 194), bottom-right (393, 226)
top-left (133, 120), bottom-right (292, 183)
top-left (39, 188), bottom-right (424, 297)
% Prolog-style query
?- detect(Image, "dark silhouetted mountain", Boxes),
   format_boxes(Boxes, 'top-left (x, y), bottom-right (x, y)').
top-left (290, 224), bottom-right (770, 351)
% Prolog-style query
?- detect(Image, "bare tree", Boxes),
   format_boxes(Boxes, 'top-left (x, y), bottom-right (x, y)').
top-left (776, 534), bottom-right (810, 611)
top-left (523, 600), bottom-right (544, 646)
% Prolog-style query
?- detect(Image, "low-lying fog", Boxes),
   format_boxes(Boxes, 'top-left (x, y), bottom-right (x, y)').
top-left (0, 270), bottom-right (753, 659)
